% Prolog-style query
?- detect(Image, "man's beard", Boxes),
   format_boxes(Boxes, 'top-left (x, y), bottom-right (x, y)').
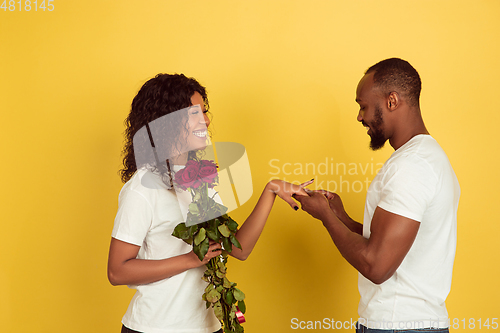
top-left (368, 105), bottom-right (387, 151)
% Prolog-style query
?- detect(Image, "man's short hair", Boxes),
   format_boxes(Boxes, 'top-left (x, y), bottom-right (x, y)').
top-left (366, 58), bottom-right (421, 107)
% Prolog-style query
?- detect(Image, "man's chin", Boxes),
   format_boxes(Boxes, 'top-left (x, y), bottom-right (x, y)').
top-left (369, 137), bottom-right (387, 151)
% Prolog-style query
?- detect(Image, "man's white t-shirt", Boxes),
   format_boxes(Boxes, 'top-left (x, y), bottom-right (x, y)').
top-left (112, 167), bottom-right (221, 333)
top-left (358, 135), bottom-right (460, 330)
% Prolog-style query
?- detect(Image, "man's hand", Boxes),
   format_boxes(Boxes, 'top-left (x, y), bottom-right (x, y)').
top-left (316, 190), bottom-right (348, 222)
top-left (294, 190), bottom-right (333, 221)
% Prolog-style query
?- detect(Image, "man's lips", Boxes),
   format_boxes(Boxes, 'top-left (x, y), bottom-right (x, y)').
top-left (361, 121), bottom-right (370, 132)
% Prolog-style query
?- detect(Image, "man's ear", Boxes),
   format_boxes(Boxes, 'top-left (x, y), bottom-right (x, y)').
top-left (387, 91), bottom-right (400, 111)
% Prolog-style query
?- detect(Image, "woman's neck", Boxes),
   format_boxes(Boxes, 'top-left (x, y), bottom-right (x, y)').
top-left (169, 152), bottom-right (189, 166)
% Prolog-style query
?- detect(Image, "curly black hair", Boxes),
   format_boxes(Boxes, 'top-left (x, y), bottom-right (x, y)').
top-left (119, 73), bottom-right (209, 183)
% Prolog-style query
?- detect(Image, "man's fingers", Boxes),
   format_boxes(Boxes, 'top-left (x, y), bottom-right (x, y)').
top-left (294, 194), bottom-right (305, 203)
top-left (314, 189), bottom-right (336, 200)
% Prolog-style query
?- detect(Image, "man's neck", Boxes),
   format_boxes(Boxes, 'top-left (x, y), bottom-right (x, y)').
top-left (389, 113), bottom-right (429, 150)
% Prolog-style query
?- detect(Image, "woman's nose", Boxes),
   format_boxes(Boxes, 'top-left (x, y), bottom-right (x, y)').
top-left (203, 112), bottom-right (210, 128)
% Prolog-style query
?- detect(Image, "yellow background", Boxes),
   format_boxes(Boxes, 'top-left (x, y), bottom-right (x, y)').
top-left (1, 1), bottom-right (499, 332)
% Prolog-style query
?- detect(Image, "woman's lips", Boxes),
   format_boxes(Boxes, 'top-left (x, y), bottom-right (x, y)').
top-left (193, 129), bottom-right (207, 138)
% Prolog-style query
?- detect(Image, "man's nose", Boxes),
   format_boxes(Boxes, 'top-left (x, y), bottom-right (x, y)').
top-left (357, 110), bottom-right (363, 122)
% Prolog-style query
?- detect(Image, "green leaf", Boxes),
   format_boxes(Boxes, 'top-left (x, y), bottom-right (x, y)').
top-left (235, 322), bottom-right (244, 333)
top-left (223, 277), bottom-right (232, 289)
top-left (193, 237), bottom-right (210, 261)
top-left (229, 308), bottom-right (236, 319)
top-left (206, 228), bottom-right (219, 242)
top-left (189, 202), bottom-right (199, 215)
top-left (206, 288), bottom-right (221, 303)
top-left (227, 218), bottom-right (238, 231)
top-left (230, 234), bottom-right (242, 250)
top-left (217, 203), bottom-right (228, 215)
top-left (205, 283), bottom-right (214, 294)
top-left (194, 227), bottom-right (206, 246)
top-left (238, 300), bottom-right (246, 314)
top-left (222, 237), bottom-right (232, 253)
top-left (217, 261), bottom-right (226, 273)
top-left (213, 301), bottom-right (223, 321)
top-left (233, 288), bottom-right (245, 301)
top-left (172, 223), bottom-right (189, 240)
top-left (224, 289), bottom-right (234, 305)
top-left (218, 224), bottom-right (231, 237)
top-left (188, 225), bottom-right (199, 238)
top-left (182, 237), bottom-right (193, 245)
top-left (216, 269), bottom-right (225, 279)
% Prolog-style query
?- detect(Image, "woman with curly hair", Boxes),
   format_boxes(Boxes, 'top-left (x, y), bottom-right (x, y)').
top-left (107, 73), bottom-right (307, 333)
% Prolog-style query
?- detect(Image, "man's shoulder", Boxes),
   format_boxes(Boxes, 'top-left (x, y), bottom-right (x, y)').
top-left (382, 135), bottom-right (456, 188)
top-left (392, 135), bottom-right (447, 165)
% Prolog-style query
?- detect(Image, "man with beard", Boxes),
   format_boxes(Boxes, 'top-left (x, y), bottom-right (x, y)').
top-left (294, 58), bottom-right (460, 332)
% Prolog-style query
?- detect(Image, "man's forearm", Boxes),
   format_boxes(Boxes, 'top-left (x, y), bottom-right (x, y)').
top-left (320, 211), bottom-right (373, 279)
top-left (337, 212), bottom-right (363, 235)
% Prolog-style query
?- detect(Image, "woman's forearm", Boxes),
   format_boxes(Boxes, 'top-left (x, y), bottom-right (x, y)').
top-left (108, 251), bottom-right (200, 286)
top-left (107, 238), bottom-right (220, 286)
top-left (230, 182), bottom-right (277, 260)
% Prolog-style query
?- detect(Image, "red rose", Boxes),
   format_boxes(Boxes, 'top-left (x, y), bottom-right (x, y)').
top-left (186, 160), bottom-right (199, 168)
top-left (174, 162), bottom-right (200, 190)
top-left (192, 178), bottom-right (203, 189)
top-left (199, 160), bottom-right (218, 186)
top-left (200, 160), bottom-right (217, 168)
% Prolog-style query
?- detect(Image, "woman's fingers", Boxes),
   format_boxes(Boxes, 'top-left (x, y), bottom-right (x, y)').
top-left (300, 179), bottom-right (314, 188)
top-left (203, 241), bottom-right (222, 262)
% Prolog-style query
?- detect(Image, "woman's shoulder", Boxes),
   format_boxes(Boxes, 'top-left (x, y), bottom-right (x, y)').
top-left (119, 167), bottom-right (171, 199)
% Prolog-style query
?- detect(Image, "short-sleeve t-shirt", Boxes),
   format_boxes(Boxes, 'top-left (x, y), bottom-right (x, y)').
top-left (358, 135), bottom-right (460, 330)
top-left (112, 167), bottom-right (221, 333)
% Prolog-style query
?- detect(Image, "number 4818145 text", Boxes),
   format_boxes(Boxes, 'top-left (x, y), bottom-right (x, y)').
top-left (1, 0), bottom-right (54, 11)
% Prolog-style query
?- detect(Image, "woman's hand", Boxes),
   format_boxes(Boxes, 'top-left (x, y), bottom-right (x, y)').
top-left (267, 179), bottom-right (311, 210)
top-left (188, 240), bottom-right (222, 266)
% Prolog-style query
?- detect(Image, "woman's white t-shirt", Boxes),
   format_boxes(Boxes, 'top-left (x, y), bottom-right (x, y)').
top-left (112, 167), bottom-right (221, 333)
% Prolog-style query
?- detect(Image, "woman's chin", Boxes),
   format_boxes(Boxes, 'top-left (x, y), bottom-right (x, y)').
top-left (188, 142), bottom-right (209, 152)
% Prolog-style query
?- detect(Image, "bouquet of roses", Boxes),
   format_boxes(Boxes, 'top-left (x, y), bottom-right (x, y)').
top-left (171, 159), bottom-right (246, 333)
